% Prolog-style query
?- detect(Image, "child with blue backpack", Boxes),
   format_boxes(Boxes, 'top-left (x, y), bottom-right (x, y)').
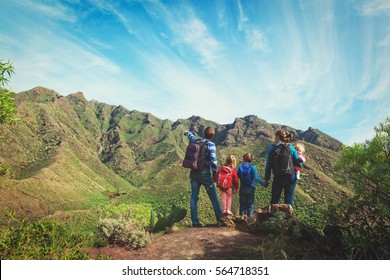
top-left (237, 152), bottom-right (266, 219)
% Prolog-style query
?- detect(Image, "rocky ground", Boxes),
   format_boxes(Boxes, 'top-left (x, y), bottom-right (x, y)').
top-left (87, 225), bottom-right (266, 260)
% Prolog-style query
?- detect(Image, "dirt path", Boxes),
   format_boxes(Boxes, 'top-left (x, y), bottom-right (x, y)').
top-left (87, 226), bottom-right (265, 260)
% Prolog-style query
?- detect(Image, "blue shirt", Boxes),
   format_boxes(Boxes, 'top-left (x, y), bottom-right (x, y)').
top-left (186, 131), bottom-right (218, 173)
top-left (237, 163), bottom-right (265, 188)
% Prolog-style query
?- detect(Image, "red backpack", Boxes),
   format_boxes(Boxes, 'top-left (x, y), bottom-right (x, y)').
top-left (214, 166), bottom-right (233, 190)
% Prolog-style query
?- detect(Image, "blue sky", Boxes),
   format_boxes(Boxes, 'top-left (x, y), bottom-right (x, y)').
top-left (1, 0), bottom-right (389, 145)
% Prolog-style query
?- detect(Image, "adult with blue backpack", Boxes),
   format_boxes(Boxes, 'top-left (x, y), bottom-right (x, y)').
top-left (182, 127), bottom-right (222, 227)
top-left (264, 129), bottom-right (303, 207)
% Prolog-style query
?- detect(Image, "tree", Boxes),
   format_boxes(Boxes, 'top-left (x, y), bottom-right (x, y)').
top-left (0, 60), bottom-right (17, 124)
top-left (0, 60), bottom-right (18, 177)
top-left (331, 117), bottom-right (390, 259)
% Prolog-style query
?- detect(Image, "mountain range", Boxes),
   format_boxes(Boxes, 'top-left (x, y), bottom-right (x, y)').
top-left (0, 86), bottom-right (345, 226)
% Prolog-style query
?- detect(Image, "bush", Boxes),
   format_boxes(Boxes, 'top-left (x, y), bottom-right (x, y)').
top-left (0, 219), bottom-right (90, 260)
top-left (0, 60), bottom-right (18, 125)
top-left (97, 203), bottom-right (152, 227)
top-left (97, 216), bottom-right (151, 249)
top-left (262, 212), bottom-right (300, 239)
top-left (331, 117), bottom-right (390, 259)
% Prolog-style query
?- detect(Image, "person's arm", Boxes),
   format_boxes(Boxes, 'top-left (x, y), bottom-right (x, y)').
top-left (185, 131), bottom-right (197, 143)
top-left (253, 166), bottom-right (265, 186)
top-left (264, 145), bottom-right (273, 183)
top-left (232, 169), bottom-right (239, 194)
top-left (208, 142), bottom-right (218, 174)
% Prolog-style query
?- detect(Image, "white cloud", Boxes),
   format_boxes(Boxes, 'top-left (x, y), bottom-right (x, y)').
top-left (357, 0), bottom-right (390, 16)
top-left (176, 18), bottom-right (222, 67)
top-left (1, 14), bottom-right (125, 100)
top-left (13, 0), bottom-right (78, 23)
top-left (235, 0), bottom-right (270, 53)
top-left (245, 28), bottom-right (270, 52)
top-left (141, 2), bottom-right (223, 69)
top-left (379, 32), bottom-right (390, 46)
top-left (237, 0), bottom-right (248, 31)
top-left (366, 70), bottom-right (390, 100)
top-left (88, 0), bottom-right (136, 35)
top-left (135, 1), bottom-right (223, 68)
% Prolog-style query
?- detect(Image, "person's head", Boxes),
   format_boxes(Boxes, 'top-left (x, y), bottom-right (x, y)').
top-left (274, 130), bottom-right (293, 144)
top-left (295, 142), bottom-right (305, 154)
top-left (242, 152), bottom-right (254, 163)
top-left (224, 155), bottom-right (237, 169)
top-left (204, 127), bottom-right (215, 140)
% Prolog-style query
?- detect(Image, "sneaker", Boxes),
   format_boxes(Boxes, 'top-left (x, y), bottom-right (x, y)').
top-left (227, 210), bottom-right (233, 215)
top-left (240, 215), bottom-right (248, 221)
top-left (222, 210), bottom-right (228, 215)
top-left (247, 216), bottom-right (256, 225)
top-left (192, 223), bottom-right (203, 228)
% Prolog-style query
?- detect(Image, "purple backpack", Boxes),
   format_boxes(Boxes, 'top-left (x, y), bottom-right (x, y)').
top-left (182, 139), bottom-right (207, 169)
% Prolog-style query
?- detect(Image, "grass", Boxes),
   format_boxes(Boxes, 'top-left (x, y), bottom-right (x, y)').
top-left (0, 218), bottom-right (91, 260)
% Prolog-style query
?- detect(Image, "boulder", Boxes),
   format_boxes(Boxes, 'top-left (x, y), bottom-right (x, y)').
top-left (250, 204), bottom-right (294, 233)
top-left (219, 214), bottom-right (236, 228)
top-left (257, 204), bottom-right (294, 221)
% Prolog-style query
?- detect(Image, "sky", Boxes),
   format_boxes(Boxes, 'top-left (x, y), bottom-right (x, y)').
top-left (1, 0), bottom-right (389, 145)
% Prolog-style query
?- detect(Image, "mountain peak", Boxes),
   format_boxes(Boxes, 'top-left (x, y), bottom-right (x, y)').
top-left (16, 86), bottom-right (60, 103)
top-left (68, 91), bottom-right (86, 99)
top-left (300, 127), bottom-right (342, 151)
top-left (188, 115), bottom-right (206, 123)
top-left (66, 91), bottom-right (88, 105)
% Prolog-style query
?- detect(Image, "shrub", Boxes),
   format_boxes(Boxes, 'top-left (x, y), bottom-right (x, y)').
top-left (262, 212), bottom-right (300, 238)
top-left (0, 219), bottom-right (90, 260)
top-left (97, 203), bottom-right (152, 227)
top-left (97, 216), bottom-right (151, 249)
top-left (331, 117), bottom-right (390, 259)
top-left (0, 60), bottom-right (18, 125)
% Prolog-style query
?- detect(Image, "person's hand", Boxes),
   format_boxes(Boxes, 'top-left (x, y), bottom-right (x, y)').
top-left (212, 172), bottom-right (218, 182)
top-left (184, 131), bottom-right (188, 136)
top-left (264, 181), bottom-right (269, 188)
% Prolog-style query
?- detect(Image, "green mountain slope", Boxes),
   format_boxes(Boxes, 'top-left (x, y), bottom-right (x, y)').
top-left (0, 87), bottom-right (346, 228)
top-left (0, 87), bottom-right (134, 223)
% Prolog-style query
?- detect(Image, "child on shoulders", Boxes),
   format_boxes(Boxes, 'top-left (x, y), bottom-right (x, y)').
top-left (294, 143), bottom-right (306, 180)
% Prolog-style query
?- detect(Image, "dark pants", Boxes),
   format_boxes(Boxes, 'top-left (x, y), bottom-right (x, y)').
top-left (239, 186), bottom-right (255, 217)
top-left (271, 173), bottom-right (297, 207)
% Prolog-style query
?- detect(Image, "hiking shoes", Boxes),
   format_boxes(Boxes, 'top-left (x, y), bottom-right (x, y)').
top-left (192, 223), bottom-right (203, 228)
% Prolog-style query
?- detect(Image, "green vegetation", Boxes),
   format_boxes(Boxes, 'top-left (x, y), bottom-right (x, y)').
top-left (0, 60), bottom-right (18, 125)
top-left (2, 86), bottom-right (387, 259)
top-left (0, 60), bottom-right (17, 176)
top-left (329, 116), bottom-right (390, 259)
top-left (149, 204), bottom-right (187, 232)
top-left (0, 214), bottom-right (90, 260)
top-left (96, 216), bottom-right (151, 249)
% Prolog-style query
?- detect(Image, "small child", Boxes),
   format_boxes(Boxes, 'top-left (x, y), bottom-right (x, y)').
top-left (295, 143), bottom-right (306, 179)
top-left (215, 155), bottom-right (239, 215)
top-left (237, 153), bottom-right (265, 219)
